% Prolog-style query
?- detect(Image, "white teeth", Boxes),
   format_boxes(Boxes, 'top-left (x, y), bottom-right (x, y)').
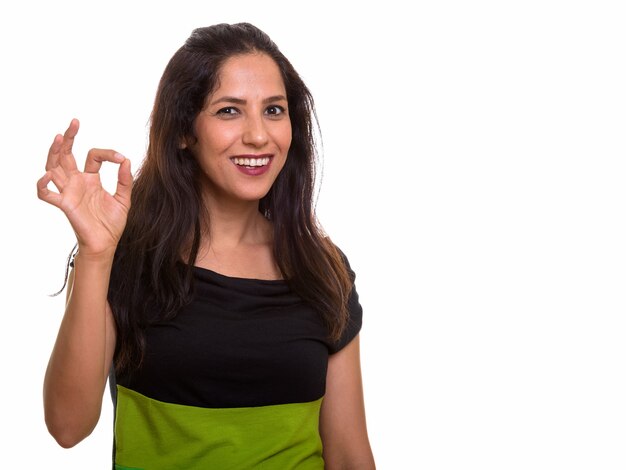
top-left (232, 157), bottom-right (270, 167)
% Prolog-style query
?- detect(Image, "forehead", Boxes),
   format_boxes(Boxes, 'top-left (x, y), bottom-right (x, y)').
top-left (213, 53), bottom-right (286, 95)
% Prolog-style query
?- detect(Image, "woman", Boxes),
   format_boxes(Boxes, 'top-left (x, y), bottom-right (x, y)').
top-left (38, 22), bottom-right (375, 469)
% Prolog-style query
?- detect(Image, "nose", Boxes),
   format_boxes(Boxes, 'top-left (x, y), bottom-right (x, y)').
top-left (242, 115), bottom-right (269, 147)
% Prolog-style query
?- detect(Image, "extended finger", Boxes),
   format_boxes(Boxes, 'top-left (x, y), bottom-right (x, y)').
top-left (58, 119), bottom-right (80, 172)
top-left (84, 148), bottom-right (125, 173)
top-left (60, 118), bottom-right (80, 156)
top-left (36, 172), bottom-right (63, 207)
top-left (46, 119), bottom-right (80, 172)
top-left (45, 134), bottom-right (63, 171)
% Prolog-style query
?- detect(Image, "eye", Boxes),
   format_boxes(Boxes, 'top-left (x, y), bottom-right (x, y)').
top-left (265, 105), bottom-right (286, 117)
top-left (215, 107), bottom-right (240, 118)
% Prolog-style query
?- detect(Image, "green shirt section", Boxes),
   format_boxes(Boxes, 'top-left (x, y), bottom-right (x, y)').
top-left (114, 385), bottom-right (325, 470)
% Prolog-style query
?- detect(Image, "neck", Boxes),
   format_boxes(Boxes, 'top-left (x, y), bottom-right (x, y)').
top-left (193, 196), bottom-right (279, 280)
top-left (201, 197), bottom-right (270, 250)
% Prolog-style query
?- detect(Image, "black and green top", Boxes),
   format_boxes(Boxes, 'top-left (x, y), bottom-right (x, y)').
top-left (111, 263), bottom-right (363, 469)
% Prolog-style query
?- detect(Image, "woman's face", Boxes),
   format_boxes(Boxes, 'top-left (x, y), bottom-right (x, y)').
top-left (190, 53), bottom-right (292, 205)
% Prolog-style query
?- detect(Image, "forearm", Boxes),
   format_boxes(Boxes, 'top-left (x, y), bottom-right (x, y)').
top-left (43, 250), bottom-right (116, 447)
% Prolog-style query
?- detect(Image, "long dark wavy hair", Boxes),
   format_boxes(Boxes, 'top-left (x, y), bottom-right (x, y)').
top-left (108, 23), bottom-right (353, 373)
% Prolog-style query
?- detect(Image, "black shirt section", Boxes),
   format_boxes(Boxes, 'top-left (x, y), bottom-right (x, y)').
top-left (115, 264), bottom-right (362, 408)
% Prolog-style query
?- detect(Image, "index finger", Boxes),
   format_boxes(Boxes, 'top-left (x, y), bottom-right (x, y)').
top-left (84, 148), bottom-right (126, 173)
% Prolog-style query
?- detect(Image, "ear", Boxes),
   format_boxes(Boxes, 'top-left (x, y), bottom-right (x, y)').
top-left (179, 132), bottom-right (192, 149)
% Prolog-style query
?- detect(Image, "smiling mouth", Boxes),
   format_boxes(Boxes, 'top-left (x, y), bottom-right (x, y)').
top-left (231, 156), bottom-right (271, 167)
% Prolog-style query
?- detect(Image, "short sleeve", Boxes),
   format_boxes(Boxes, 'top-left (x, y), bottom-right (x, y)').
top-left (328, 254), bottom-right (363, 354)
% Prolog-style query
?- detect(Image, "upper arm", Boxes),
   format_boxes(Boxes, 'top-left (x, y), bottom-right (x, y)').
top-left (320, 335), bottom-right (375, 469)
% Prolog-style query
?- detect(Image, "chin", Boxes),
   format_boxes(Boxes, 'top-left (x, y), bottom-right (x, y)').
top-left (237, 188), bottom-right (273, 202)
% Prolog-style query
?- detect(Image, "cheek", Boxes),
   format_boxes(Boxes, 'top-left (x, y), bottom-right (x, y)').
top-left (196, 125), bottom-right (239, 157)
top-left (207, 125), bottom-right (236, 149)
top-left (277, 123), bottom-right (293, 152)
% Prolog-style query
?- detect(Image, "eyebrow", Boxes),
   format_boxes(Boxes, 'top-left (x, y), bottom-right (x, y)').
top-left (209, 95), bottom-right (288, 106)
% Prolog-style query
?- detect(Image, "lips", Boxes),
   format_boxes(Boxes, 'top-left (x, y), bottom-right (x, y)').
top-left (231, 156), bottom-right (270, 167)
top-left (230, 154), bottom-right (273, 176)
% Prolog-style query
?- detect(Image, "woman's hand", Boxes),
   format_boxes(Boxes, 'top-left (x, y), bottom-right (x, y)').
top-left (37, 119), bottom-right (133, 257)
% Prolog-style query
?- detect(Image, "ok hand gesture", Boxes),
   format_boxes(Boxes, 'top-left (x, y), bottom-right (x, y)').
top-left (37, 119), bottom-right (133, 258)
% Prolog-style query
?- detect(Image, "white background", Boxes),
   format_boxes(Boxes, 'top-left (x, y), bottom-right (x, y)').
top-left (1, 1), bottom-right (625, 468)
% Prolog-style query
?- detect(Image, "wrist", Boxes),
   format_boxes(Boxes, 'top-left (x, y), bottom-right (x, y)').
top-left (73, 247), bottom-right (117, 267)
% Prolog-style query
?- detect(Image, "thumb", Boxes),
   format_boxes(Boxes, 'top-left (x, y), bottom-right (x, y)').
top-left (114, 157), bottom-right (133, 207)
